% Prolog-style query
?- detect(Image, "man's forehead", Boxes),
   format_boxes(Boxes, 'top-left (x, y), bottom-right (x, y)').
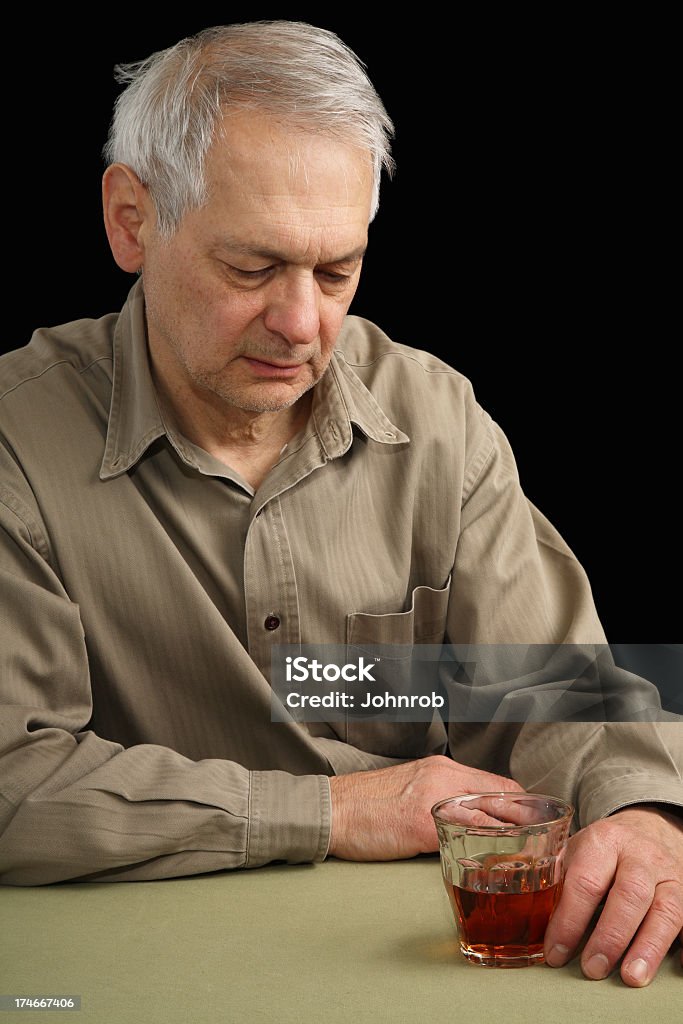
top-left (194, 112), bottom-right (373, 262)
top-left (206, 109), bottom-right (374, 193)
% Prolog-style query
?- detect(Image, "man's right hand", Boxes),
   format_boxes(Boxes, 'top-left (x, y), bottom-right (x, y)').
top-left (328, 755), bottom-right (524, 861)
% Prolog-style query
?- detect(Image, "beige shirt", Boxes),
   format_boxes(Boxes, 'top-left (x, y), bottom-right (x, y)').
top-left (0, 279), bottom-right (681, 884)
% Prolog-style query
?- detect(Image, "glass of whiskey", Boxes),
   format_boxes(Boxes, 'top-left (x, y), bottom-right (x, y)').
top-left (431, 792), bottom-right (573, 968)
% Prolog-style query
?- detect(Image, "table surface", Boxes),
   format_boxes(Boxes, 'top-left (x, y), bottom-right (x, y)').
top-left (1, 857), bottom-right (680, 1024)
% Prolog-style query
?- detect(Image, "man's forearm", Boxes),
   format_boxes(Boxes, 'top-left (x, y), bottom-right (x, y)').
top-left (0, 707), bottom-right (331, 885)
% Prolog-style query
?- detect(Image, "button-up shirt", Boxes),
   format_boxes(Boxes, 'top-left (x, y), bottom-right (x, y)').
top-left (1, 279), bottom-right (680, 884)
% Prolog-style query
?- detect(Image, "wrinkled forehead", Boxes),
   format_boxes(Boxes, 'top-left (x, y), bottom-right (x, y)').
top-left (205, 109), bottom-right (374, 210)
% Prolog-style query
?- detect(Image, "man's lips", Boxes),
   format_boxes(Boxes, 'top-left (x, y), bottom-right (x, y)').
top-left (242, 357), bottom-right (306, 379)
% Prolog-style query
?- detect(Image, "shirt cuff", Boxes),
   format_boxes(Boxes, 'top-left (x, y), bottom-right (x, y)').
top-left (603, 800), bottom-right (683, 822)
top-left (245, 770), bottom-right (331, 867)
top-left (580, 776), bottom-right (683, 827)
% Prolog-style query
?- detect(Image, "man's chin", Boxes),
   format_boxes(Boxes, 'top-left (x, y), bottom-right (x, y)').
top-left (207, 377), bottom-right (315, 414)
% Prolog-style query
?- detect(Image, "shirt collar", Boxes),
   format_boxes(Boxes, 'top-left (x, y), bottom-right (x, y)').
top-left (100, 279), bottom-right (166, 480)
top-left (311, 352), bottom-right (409, 459)
top-left (100, 279), bottom-right (409, 481)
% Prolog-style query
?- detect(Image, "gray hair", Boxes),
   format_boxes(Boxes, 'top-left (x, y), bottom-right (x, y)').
top-left (103, 21), bottom-right (395, 237)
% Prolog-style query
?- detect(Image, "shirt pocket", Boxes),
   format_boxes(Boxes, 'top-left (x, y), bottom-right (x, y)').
top-left (346, 576), bottom-right (452, 649)
top-left (342, 577), bottom-right (451, 757)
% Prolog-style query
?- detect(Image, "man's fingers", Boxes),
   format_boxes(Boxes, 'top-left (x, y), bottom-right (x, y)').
top-left (439, 805), bottom-right (511, 830)
top-left (548, 856), bottom-right (683, 985)
top-left (543, 844), bottom-right (616, 966)
top-left (577, 857), bottom-right (655, 979)
top-left (544, 809), bottom-right (683, 982)
top-left (619, 880), bottom-right (683, 987)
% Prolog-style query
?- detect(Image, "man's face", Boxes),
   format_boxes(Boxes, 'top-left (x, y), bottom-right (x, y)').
top-left (140, 111), bottom-right (373, 414)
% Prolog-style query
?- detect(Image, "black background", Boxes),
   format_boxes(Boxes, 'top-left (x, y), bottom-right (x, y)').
top-left (4, 9), bottom-right (678, 638)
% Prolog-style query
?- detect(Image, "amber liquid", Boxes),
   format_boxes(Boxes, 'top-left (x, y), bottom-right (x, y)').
top-left (448, 854), bottom-right (562, 965)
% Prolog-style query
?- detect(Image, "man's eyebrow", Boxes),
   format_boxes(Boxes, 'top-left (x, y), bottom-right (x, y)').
top-left (215, 238), bottom-right (368, 264)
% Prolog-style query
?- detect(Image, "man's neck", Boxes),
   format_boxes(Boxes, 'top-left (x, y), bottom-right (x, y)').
top-left (149, 350), bottom-right (314, 490)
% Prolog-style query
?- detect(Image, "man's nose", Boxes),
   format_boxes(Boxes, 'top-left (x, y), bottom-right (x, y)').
top-left (262, 271), bottom-right (321, 347)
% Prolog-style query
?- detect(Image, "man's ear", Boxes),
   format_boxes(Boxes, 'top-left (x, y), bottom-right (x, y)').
top-left (102, 164), bottom-right (154, 273)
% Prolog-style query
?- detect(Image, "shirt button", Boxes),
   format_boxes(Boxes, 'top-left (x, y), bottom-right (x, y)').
top-left (264, 614), bottom-right (281, 631)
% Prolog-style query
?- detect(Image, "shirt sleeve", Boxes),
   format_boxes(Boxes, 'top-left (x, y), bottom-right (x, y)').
top-left (0, 470), bottom-right (332, 886)
top-left (445, 397), bottom-right (683, 824)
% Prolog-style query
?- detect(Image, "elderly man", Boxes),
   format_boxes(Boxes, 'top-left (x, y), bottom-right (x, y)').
top-left (0, 21), bottom-right (680, 988)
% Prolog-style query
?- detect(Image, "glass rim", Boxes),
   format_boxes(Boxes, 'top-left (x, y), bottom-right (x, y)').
top-left (430, 792), bottom-right (574, 832)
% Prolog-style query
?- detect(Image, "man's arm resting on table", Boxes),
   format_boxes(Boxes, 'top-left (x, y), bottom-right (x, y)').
top-left (0, 692), bottom-right (331, 885)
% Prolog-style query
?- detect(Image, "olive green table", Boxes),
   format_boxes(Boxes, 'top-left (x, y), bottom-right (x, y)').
top-left (1, 858), bottom-right (679, 1024)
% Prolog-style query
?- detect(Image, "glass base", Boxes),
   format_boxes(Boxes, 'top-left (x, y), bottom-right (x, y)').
top-left (461, 943), bottom-right (546, 968)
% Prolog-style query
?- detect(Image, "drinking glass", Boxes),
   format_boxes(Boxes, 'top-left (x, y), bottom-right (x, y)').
top-left (431, 792), bottom-right (573, 967)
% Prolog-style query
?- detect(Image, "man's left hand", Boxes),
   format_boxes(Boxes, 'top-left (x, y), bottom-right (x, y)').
top-left (543, 805), bottom-right (683, 986)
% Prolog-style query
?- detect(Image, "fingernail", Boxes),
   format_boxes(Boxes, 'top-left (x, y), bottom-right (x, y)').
top-left (546, 944), bottom-right (570, 967)
top-left (624, 958), bottom-right (649, 986)
top-left (584, 953), bottom-right (610, 980)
